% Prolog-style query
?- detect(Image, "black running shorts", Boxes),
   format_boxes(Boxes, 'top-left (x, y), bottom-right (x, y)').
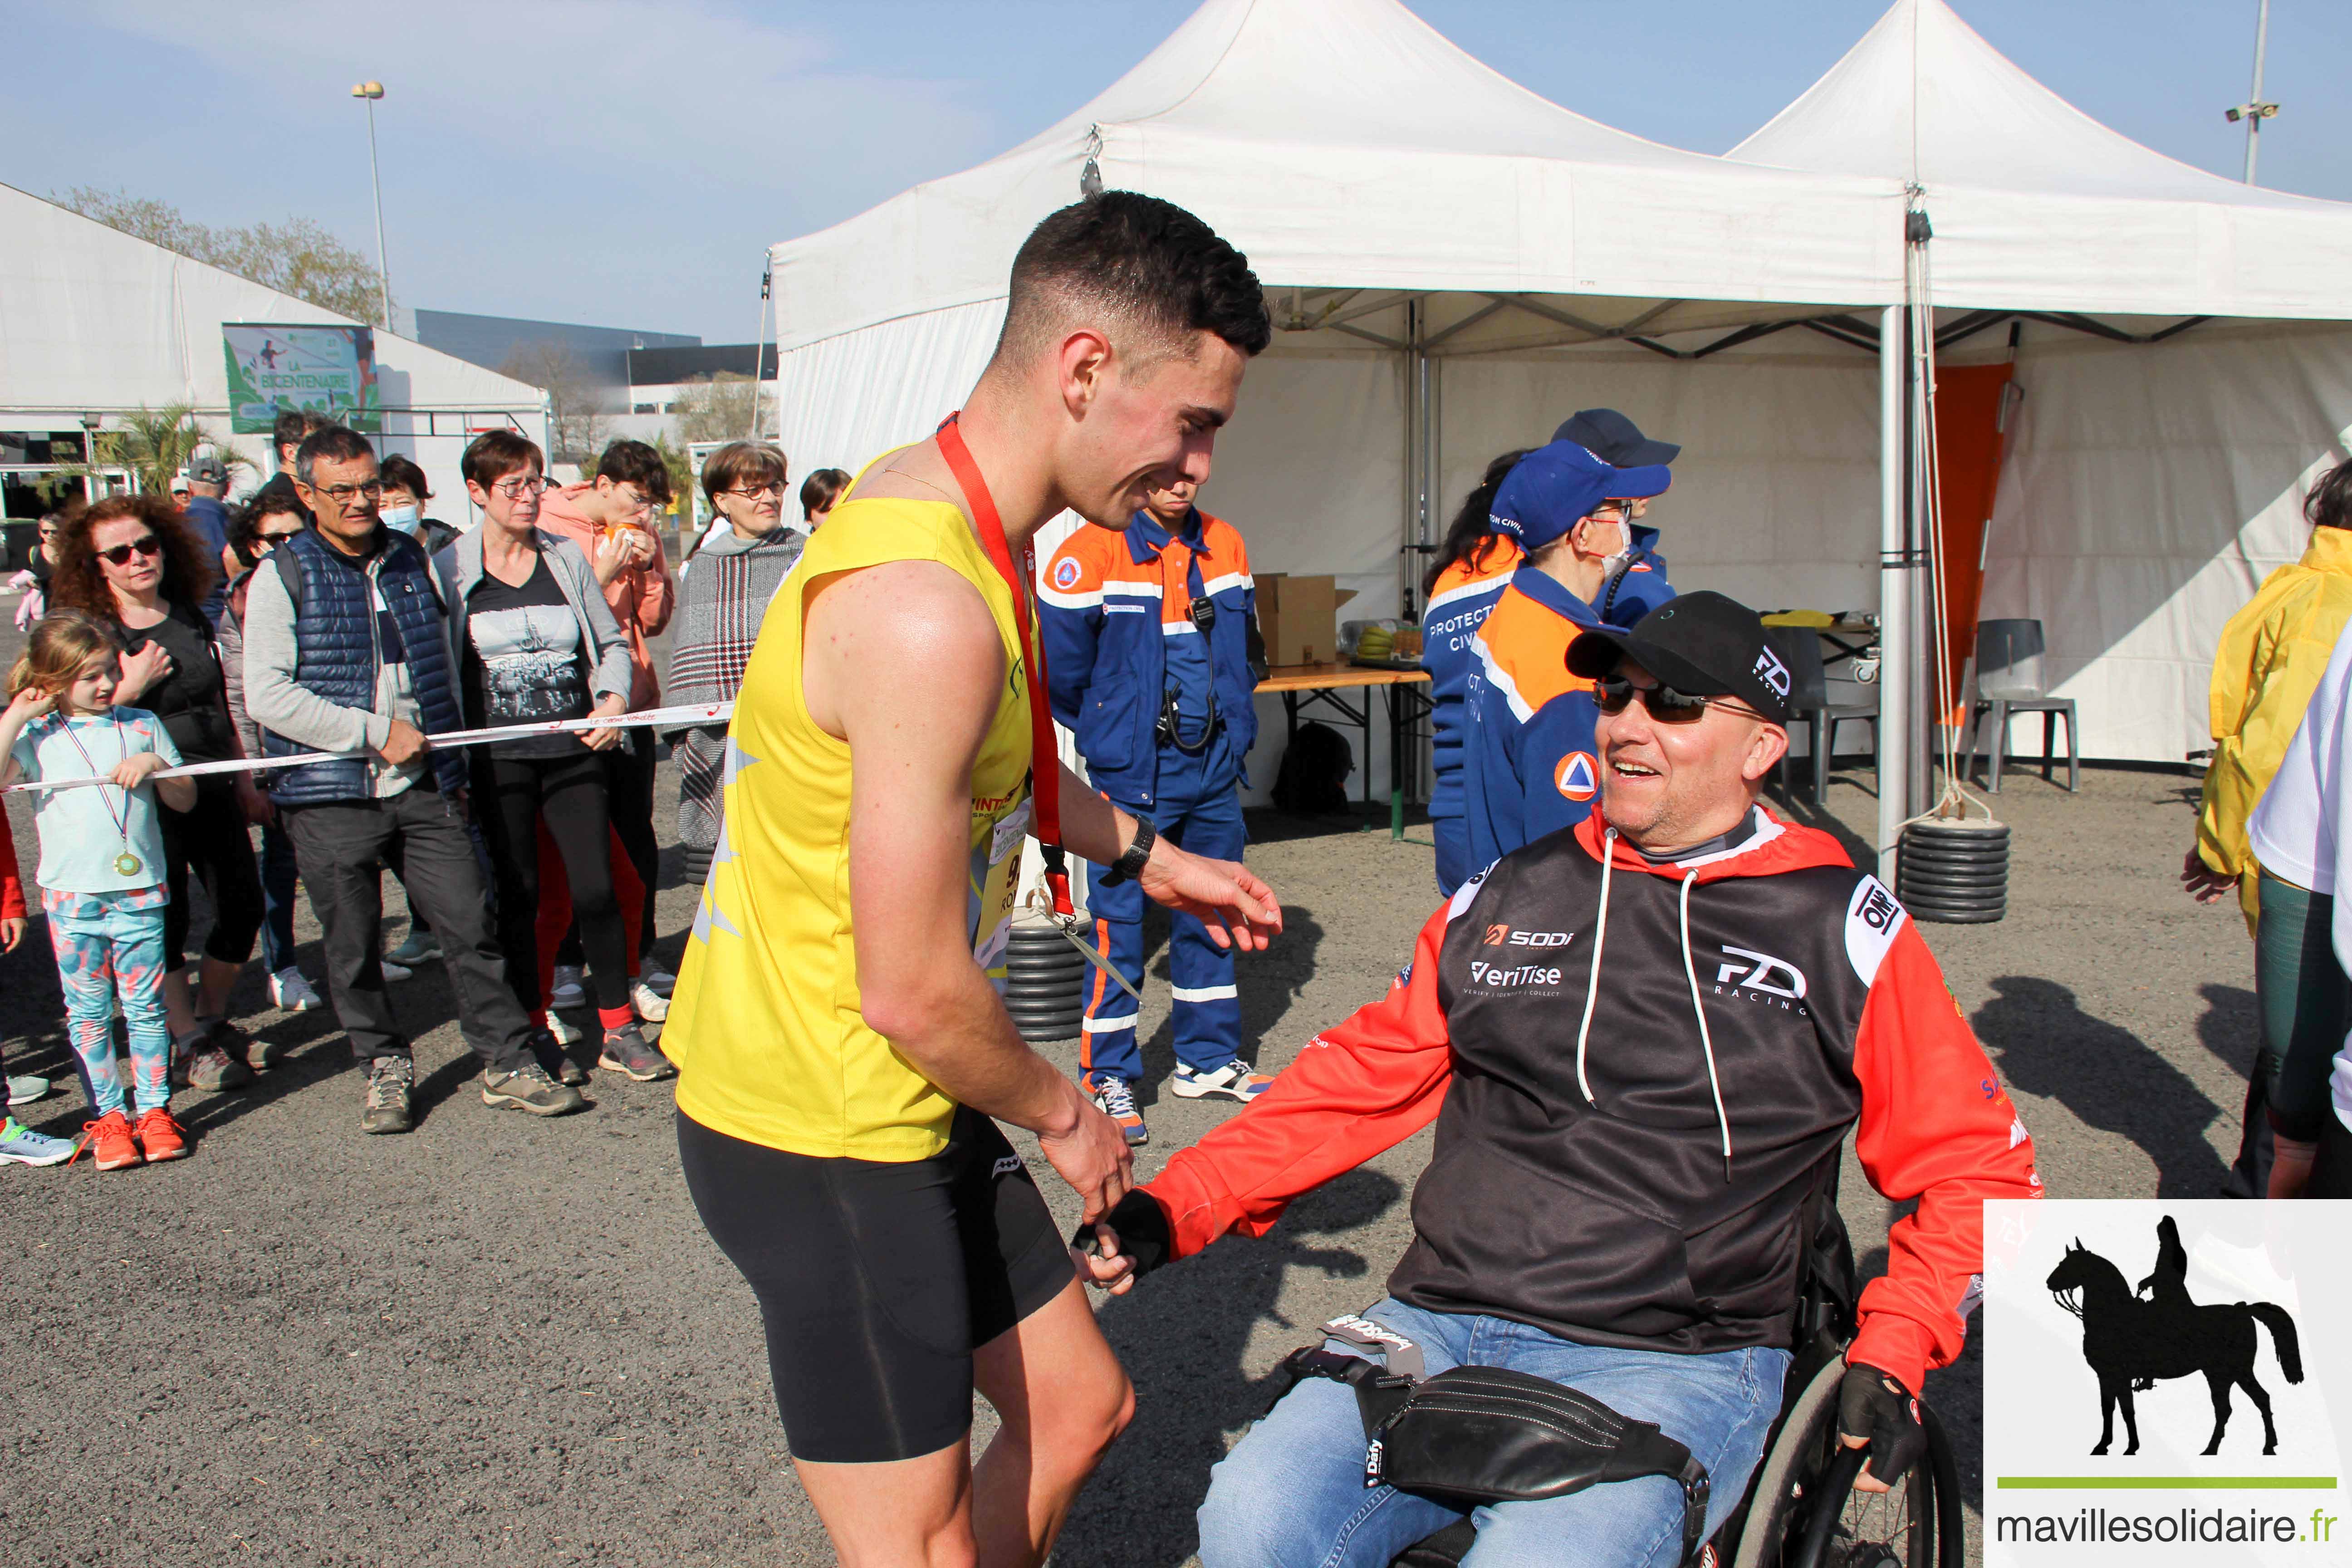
top-left (676, 1107), bottom-right (1073, 1463)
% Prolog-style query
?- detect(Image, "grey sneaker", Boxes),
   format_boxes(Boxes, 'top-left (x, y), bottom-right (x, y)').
top-left (386, 928), bottom-right (441, 968)
top-left (481, 1062), bottom-right (587, 1117)
top-left (362, 1056), bottom-right (416, 1135)
top-left (185, 1041), bottom-right (254, 1093)
top-left (630, 980), bottom-right (670, 1023)
top-left (6, 1074), bottom-right (51, 1107)
top-left (598, 1024), bottom-right (676, 1083)
top-left (1085, 1072), bottom-right (1149, 1147)
top-left (548, 965), bottom-right (587, 1009)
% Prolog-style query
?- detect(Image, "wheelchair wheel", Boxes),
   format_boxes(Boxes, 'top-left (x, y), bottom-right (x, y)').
top-left (1729, 1358), bottom-right (1952, 1568)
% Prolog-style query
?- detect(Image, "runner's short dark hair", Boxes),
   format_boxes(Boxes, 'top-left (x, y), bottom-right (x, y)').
top-left (996, 192), bottom-right (1270, 368)
top-left (462, 430), bottom-right (544, 490)
top-left (294, 426), bottom-right (373, 484)
top-left (379, 453), bottom-right (432, 500)
top-left (273, 407), bottom-right (335, 450)
top-left (596, 439), bottom-right (672, 506)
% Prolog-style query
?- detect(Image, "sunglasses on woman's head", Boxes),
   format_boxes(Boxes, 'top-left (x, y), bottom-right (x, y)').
top-left (98, 535), bottom-right (163, 566)
top-left (1595, 675), bottom-right (1760, 725)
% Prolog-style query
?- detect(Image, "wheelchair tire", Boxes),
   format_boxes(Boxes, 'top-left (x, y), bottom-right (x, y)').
top-left (1730, 1357), bottom-right (1942, 1568)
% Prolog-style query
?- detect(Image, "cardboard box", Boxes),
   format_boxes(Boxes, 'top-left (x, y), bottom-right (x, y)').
top-left (1256, 574), bottom-right (1358, 667)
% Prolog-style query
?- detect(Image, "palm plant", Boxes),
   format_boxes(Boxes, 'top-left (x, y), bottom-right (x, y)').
top-left (49, 404), bottom-right (253, 501)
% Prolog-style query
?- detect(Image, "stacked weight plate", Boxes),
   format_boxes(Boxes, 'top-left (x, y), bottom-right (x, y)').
top-left (1896, 818), bottom-right (2009, 924)
top-left (1004, 917), bottom-right (1089, 1042)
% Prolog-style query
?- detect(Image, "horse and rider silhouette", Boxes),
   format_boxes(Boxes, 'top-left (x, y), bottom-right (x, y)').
top-left (2046, 1216), bottom-right (2303, 1457)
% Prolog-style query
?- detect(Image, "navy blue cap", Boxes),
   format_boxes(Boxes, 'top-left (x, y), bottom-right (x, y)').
top-left (1552, 407), bottom-right (1680, 468)
top-left (1488, 438), bottom-right (1671, 553)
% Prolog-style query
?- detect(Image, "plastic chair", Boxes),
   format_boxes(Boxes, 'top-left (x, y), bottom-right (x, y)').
top-left (1965, 618), bottom-right (2078, 792)
top-left (1769, 628), bottom-right (1877, 807)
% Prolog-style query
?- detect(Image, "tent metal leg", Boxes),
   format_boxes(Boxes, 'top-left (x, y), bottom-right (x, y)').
top-left (1875, 303), bottom-right (1908, 882)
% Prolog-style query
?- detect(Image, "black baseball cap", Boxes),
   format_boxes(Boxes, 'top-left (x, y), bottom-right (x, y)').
top-left (1552, 407), bottom-right (1680, 468)
top-left (1566, 592), bottom-right (1792, 725)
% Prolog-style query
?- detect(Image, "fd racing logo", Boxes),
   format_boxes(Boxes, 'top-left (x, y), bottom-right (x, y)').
top-left (1754, 644), bottom-right (1792, 700)
top-left (1715, 943), bottom-right (1809, 1014)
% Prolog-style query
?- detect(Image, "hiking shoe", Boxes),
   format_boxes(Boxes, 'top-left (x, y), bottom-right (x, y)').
top-left (480, 1062), bottom-right (587, 1117)
top-left (386, 929), bottom-right (441, 968)
top-left (361, 1056), bottom-right (416, 1135)
top-left (630, 980), bottom-right (670, 1023)
top-left (544, 1009), bottom-right (585, 1048)
top-left (1171, 1058), bottom-right (1274, 1103)
top-left (269, 967), bottom-right (323, 1012)
top-left (0, 1118), bottom-right (74, 1166)
top-left (529, 1029), bottom-right (590, 1088)
top-left (548, 965), bottom-right (587, 1009)
top-left (74, 1110), bottom-right (142, 1171)
top-left (6, 1074), bottom-right (51, 1107)
top-left (638, 962), bottom-right (676, 999)
top-left (184, 1042), bottom-right (253, 1093)
top-left (1086, 1073), bottom-right (1149, 1147)
top-left (134, 1107), bottom-right (189, 1163)
top-left (598, 1024), bottom-right (676, 1083)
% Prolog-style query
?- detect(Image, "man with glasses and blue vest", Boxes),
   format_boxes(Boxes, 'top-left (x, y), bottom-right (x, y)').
top-left (1041, 475), bottom-right (1269, 1146)
top-left (243, 426), bottom-right (583, 1136)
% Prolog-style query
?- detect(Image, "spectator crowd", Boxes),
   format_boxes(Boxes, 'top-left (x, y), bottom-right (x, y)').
top-left (0, 412), bottom-right (826, 1169)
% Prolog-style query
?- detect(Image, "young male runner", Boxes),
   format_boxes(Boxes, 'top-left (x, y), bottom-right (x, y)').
top-left (661, 192), bottom-right (1282, 1568)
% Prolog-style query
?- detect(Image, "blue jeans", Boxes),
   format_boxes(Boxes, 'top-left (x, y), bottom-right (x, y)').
top-left (258, 820), bottom-right (302, 974)
top-left (1197, 1298), bottom-right (1789, 1568)
top-left (1081, 744), bottom-right (1246, 1082)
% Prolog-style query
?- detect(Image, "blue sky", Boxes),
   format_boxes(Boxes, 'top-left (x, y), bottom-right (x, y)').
top-left (8, 1), bottom-right (2345, 342)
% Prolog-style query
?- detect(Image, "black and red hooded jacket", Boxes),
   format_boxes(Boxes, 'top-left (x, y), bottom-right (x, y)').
top-left (1126, 807), bottom-right (2041, 1395)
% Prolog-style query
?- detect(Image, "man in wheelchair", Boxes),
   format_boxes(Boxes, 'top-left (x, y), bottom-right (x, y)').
top-left (1079, 593), bottom-right (2042, 1566)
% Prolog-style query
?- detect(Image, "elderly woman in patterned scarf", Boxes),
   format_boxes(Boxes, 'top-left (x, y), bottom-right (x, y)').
top-left (669, 442), bottom-right (802, 869)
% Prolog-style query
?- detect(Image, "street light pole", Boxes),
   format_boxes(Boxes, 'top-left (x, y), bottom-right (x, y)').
top-left (351, 81), bottom-right (392, 328)
top-left (2223, 0), bottom-right (2278, 186)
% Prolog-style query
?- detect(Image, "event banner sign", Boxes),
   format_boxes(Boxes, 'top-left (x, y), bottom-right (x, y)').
top-left (1984, 1200), bottom-right (2346, 1564)
top-left (222, 323), bottom-right (380, 433)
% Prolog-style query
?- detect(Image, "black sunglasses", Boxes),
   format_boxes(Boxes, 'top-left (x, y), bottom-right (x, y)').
top-left (1596, 675), bottom-right (1761, 725)
top-left (98, 535), bottom-right (163, 566)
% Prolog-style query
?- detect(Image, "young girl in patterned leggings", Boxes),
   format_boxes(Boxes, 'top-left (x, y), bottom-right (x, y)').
top-left (0, 612), bottom-right (195, 1170)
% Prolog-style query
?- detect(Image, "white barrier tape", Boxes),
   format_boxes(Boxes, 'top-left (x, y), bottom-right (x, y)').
top-left (5, 701), bottom-right (735, 794)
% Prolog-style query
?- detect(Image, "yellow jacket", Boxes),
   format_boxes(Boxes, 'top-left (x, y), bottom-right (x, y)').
top-left (2198, 528), bottom-right (2352, 920)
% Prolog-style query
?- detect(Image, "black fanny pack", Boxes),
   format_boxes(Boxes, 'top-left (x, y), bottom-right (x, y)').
top-left (1282, 1317), bottom-right (1712, 1565)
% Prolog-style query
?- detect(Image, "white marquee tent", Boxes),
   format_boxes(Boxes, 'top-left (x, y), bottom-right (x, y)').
top-left (768, 0), bottom-right (2352, 859)
top-left (0, 181), bottom-right (549, 512)
top-left (768, 0), bottom-right (1917, 824)
top-left (1731, 0), bottom-right (2352, 807)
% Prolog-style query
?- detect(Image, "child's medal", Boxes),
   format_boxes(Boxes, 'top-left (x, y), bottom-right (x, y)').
top-left (59, 710), bottom-right (143, 877)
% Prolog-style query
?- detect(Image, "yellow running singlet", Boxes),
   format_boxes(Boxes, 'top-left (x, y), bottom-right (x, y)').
top-left (665, 494), bottom-right (1035, 1160)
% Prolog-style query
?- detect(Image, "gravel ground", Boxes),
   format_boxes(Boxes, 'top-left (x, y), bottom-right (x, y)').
top-left (0, 589), bottom-right (2245, 1566)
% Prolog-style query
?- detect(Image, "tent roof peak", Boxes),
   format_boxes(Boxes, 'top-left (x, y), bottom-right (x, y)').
top-left (1731, 0), bottom-right (2329, 210)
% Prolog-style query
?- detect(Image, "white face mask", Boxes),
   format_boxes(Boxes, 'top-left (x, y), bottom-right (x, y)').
top-left (382, 504), bottom-right (421, 535)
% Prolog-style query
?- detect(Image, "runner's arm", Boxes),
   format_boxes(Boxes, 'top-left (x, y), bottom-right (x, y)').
top-left (1847, 919), bottom-right (2043, 1394)
top-left (814, 558), bottom-right (1131, 1220)
top-left (1052, 771), bottom-right (1281, 951)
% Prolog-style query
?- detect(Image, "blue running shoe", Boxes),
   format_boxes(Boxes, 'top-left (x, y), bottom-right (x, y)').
top-left (0, 1117), bottom-right (74, 1167)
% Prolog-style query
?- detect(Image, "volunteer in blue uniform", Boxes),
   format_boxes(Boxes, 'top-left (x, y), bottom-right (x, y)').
top-left (1554, 407), bottom-right (1681, 626)
top-left (1422, 411), bottom-right (1680, 895)
top-left (1462, 438), bottom-right (1671, 870)
top-left (1041, 477), bottom-right (1270, 1147)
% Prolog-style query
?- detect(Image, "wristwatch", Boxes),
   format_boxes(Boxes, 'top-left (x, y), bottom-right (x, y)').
top-left (1099, 816), bottom-right (1157, 887)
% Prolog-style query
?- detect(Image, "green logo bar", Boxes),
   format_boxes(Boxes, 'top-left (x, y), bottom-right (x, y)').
top-left (1998, 1477), bottom-right (2338, 1490)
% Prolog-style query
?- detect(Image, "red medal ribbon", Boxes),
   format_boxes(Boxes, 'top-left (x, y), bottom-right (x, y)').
top-left (936, 413), bottom-right (1075, 918)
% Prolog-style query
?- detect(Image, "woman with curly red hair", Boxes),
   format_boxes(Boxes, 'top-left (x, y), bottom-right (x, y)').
top-left (51, 495), bottom-right (265, 1092)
